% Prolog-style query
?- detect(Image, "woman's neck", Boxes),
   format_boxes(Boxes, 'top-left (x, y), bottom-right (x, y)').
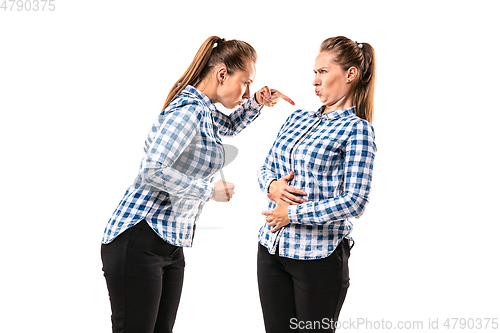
top-left (195, 77), bottom-right (218, 104)
top-left (322, 95), bottom-right (353, 115)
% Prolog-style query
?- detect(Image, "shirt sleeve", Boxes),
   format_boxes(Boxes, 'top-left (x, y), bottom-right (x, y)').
top-left (257, 145), bottom-right (278, 194)
top-left (257, 113), bottom-right (295, 193)
top-left (211, 96), bottom-right (263, 137)
top-left (141, 102), bottom-right (214, 202)
top-left (287, 119), bottom-right (376, 225)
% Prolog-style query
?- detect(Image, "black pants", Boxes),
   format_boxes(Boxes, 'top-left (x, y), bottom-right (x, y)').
top-left (101, 220), bottom-right (184, 333)
top-left (257, 239), bottom-right (350, 333)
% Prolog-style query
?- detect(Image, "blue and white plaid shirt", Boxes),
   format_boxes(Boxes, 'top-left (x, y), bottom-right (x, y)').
top-left (102, 85), bottom-right (263, 246)
top-left (257, 106), bottom-right (376, 260)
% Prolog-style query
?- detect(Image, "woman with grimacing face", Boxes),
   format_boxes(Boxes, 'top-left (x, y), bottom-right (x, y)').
top-left (101, 36), bottom-right (294, 333)
top-left (258, 36), bottom-right (377, 332)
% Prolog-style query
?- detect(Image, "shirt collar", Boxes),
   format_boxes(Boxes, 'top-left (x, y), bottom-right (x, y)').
top-left (181, 85), bottom-right (218, 113)
top-left (308, 105), bottom-right (356, 121)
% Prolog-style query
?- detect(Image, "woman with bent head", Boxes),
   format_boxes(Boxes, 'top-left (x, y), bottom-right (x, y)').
top-left (101, 36), bottom-right (294, 333)
top-left (258, 36), bottom-right (377, 332)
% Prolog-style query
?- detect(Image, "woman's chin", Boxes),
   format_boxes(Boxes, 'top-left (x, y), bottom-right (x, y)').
top-left (222, 101), bottom-right (242, 109)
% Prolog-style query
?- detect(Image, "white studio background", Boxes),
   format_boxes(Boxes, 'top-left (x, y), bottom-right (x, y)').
top-left (1, 1), bottom-right (499, 332)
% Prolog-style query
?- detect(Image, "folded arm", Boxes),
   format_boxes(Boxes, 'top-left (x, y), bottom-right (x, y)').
top-left (287, 120), bottom-right (376, 225)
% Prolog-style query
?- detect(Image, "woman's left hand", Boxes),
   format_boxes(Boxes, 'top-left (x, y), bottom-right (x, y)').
top-left (262, 192), bottom-right (291, 232)
top-left (255, 86), bottom-right (295, 107)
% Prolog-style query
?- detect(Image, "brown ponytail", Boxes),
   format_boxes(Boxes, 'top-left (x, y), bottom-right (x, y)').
top-left (320, 36), bottom-right (376, 123)
top-left (161, 36), bottom-right (257, 111)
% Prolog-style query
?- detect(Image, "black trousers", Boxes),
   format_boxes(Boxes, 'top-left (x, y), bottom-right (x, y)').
top-left (101, 220), bottom-right (184, 333)
top-left (257, 239), bottom-right (350, 333)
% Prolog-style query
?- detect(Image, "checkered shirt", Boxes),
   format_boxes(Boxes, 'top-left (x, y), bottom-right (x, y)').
top-left (102, 85), bottom-right (263, 246)
top-left (257, 106), bottom-right (376, 260)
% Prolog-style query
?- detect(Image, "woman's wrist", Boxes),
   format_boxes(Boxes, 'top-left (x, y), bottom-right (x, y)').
top-left (254, 91), bottom-right (264, 105)
top-left (267, 179), bottom-right (277, 193)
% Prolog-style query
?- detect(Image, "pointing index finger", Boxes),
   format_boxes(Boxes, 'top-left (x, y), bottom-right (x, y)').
top-left (272, 89), bottom-right (295, 105)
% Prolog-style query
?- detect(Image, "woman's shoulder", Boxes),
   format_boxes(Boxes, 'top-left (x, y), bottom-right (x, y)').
top-left (274, 109), bottom-right (312, 130)
top-left (161, 88), bottom-right (209, 121)
top-left (165, 90), bottom-right (203, 111)
top-left (343, 115), bottom-right (376, 139)
top-left (286, 108), bottom-right (316, 121)
top-left (343, 113), bottom-right (374, 128)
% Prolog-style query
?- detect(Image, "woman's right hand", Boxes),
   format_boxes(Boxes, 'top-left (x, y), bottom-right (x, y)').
top-left (268, 171), bottom-right (307, 205)
top-left (211, 179), bottom-right (235, 202)
top-left (255, 86), bottom-right (295, 107)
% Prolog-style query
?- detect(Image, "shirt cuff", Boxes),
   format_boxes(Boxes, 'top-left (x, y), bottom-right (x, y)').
top-left (191, 179), bottom-right (214, 202)
top-left (250, 95), bottom-right (265, 110)
top-left (288, 203), bottom-right (304, 225)
top-left (288, 205), bottom-right (299, 224)
top-left (202, 182), bottom-right (215, 202)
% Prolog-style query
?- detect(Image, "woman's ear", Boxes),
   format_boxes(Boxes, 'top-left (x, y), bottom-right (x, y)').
top-left (347, 66), bottom-right (358, 83)
top-left (216, 66), bottom-right (228, 84)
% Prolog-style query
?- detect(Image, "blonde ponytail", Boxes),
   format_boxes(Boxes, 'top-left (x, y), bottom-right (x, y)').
top-left (161, 36), bottom-right (220, 111)
top-left (354, 42), bottom-right (375, 124)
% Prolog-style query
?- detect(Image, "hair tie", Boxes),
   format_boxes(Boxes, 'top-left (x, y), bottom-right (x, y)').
top-left (358, 43), bottom-right (363, 49)
top-left (214, 38), bottom-right (225, 48)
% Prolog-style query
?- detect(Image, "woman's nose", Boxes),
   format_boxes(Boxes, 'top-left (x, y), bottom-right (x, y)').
top-left (242, 86), bottom-right (250, 99)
